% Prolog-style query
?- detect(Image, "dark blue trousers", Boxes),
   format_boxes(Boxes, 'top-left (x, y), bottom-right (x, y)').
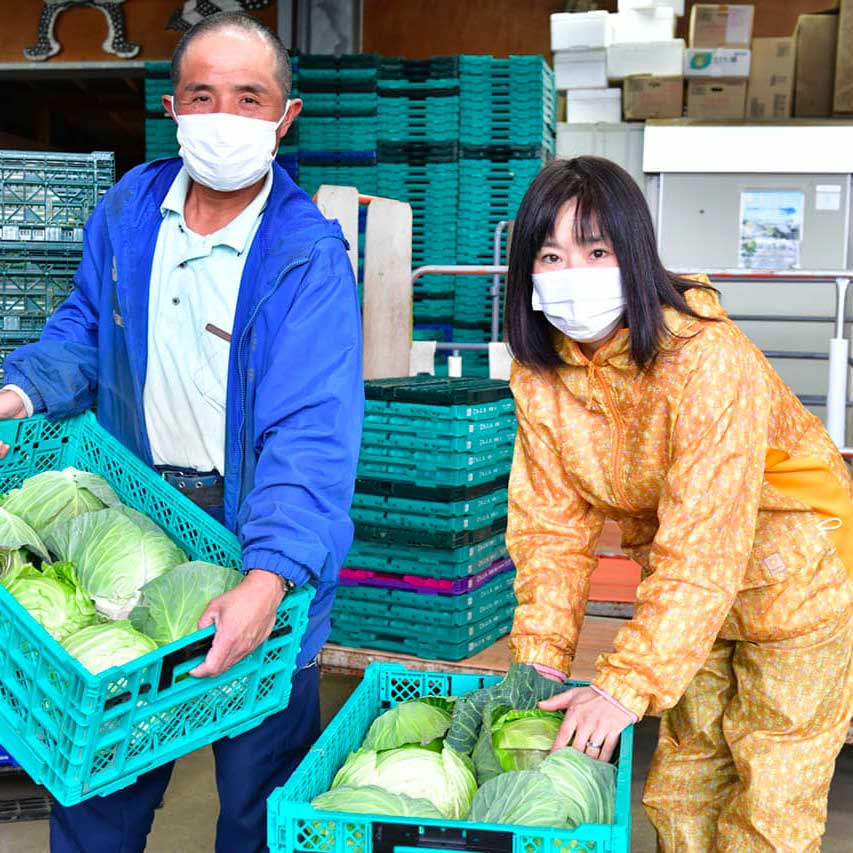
top-left (50, 662), bottom-right (320, 853)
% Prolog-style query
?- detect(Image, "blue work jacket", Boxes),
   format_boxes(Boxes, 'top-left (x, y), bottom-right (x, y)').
top-left (4, 158), bottom-right (364, 665)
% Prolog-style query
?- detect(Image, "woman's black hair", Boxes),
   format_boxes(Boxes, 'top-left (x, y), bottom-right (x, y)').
top-left (504, 156), bottom-right (714, 370)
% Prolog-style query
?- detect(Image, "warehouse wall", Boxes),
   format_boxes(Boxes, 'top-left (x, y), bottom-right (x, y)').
top-left (363, 0), bottom-right (836, 59)
top-left (0, 2), bottom-right (276, 64)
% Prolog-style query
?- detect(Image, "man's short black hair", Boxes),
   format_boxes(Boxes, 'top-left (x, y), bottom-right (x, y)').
top-left (170, 11), bottom-right (292, 100)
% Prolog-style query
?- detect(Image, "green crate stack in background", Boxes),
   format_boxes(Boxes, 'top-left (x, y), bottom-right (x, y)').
top-left (453, 56), bottom-right (555, 370)
top-left (377, 58), bottom-right (460, 328)
top-left (296, 55), bottom-right (378, 197)
top-left (0, 149), bottom-right (115, 381)
top-left (333, 377), bottom-right (518, 661)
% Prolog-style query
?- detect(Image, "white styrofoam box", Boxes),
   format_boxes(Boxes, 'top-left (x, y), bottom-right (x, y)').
top-left (684, 48), bottom-right (751, 79)
top-left (607, 39), bottom-right (685, 80)
top-left (550, 11), bottom-right (611, 52)
top-left (556, 122), bottom-right (647, 191)
top-left (610, 8), bottom-right (676, 44)
top-left (554, 49), bottom-right (608, 90)
top-left (618, 0), bottom-right (685, 14)
top-left (567, 88), bottom-right (623, 124)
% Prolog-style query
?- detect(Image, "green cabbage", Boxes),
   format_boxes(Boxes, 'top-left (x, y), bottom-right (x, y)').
top-left (46, 506), bottom-right (185, 620)
top-left (332, 744), bottom-right (477, 820)
top-left (0, 507), bottom-right (50, 575)
top-left (539, 747), bottom-right (617, 828)
top-left (362, 698), bottom-right (454, 752)
top-left (130, 561), bottom-right (243, 645)
top-left (1, 468), bottom-right (119, 537)
top-left (467, 770), bottom-right (566, 827)
top-left (2, 561), bottom-right (98, 642)
top-left (61, 620), bottom-right (159, 674)
top-left (490, 707), bottom-right (563, 772)
top-left (311, 785), bottom-right (444, 818)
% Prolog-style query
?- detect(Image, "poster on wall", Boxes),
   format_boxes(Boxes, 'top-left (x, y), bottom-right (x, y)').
top-left (738, 190), bottom-right (805, 270)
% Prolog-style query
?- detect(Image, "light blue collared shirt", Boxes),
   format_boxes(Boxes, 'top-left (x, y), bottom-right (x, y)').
top-left (142, 167), bottom-right (273, 474)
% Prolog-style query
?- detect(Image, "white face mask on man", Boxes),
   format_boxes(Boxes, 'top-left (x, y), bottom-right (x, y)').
top-left (531, 266), bottom-right (626, 343)
top-left (170, 96), bottom-right (290, 192)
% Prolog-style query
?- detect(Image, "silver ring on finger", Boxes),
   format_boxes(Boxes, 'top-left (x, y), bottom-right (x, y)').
top-left (586, 740), bottom-right (604, 751)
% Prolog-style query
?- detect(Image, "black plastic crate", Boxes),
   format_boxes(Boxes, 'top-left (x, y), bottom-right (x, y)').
top-left (364, 375), bottom-right (511, 404)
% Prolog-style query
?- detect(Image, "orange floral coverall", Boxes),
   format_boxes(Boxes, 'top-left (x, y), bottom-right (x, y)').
top-left (508, 284), bottom-right (853, 851)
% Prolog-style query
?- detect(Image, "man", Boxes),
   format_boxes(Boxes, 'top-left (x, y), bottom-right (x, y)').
top-left (0, 12), bottom-right (363, 852)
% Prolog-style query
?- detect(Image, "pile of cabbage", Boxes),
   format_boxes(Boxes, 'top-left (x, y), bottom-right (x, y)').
top-left (311, 695), bottom-right (617, 830)
top-left (0, 468), bottom-right (243, 674)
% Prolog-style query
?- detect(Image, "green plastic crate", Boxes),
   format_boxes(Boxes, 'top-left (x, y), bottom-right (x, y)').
top-left (332, 600), bottom-right (514, 644)
top-left (328, 616), bottom-right (511, 660)
top-left (267, 662), bottom-right (633, 853)
top-left (346, 532), bottom-right (507, 579)
top-left (0, 413), bottom-right (314, 806)
top-left (0, 150), bottom-right (114, 242)
top-left (334, 570), bottom-right (516, 625)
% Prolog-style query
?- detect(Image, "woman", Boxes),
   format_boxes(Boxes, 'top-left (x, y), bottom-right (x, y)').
top-left (504, 157), bottom-right (853, 851)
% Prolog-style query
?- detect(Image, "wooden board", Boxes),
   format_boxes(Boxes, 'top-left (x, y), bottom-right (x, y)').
top-left (314, 185), bottom-right (359, 279)
top-left (362, 197), bottom-right (413, 379)
top-left (319, 614), bottom-right (623, 681)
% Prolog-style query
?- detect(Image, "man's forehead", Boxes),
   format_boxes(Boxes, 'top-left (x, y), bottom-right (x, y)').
top-left (182, 27), bottom-right (275, 66)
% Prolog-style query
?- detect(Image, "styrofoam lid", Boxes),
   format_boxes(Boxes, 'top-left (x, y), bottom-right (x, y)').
top-left (551, 10), bottom-right (610, 21)
top-left (568, 88), bottom-right (622, 101)
top-left (554, 48), bottom-right (608, 63)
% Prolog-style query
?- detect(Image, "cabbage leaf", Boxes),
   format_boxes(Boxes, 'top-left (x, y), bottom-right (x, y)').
top-left (2, 561), bottom-right (98, 642)
top-left (46, 506), bottom-right (185, 620)
top-left (62, 620), bottom-right (159, 674)
top-left (539, 747), bottom-right (617, 828)
top-left (362, 698), bottom-right (454, 752)
top-left (311, 785), bottom-right (444, 818)
top-left (467, 770), bottom-right (565, 827)
top-left (0, 506), bottom-right (50, 575)
top-left (2, 468), bottom-right (119, 537)
top-left (130, 561), bottom-right (243, 645)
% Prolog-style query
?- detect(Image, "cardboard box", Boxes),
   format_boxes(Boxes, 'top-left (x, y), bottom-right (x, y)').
top-left (554, 49), bottom-right (608, 89)
top-left (619, 0), bottom-right (685, 13)
top-left (746, 37), bottom-right (794, 120)
top-left (567, 88), bottom-right (623, 123)
top-left (684, 47), bottom-right (751, 78)
top-left (689, 4), bottom-right (754, 48)
top-left (835, 0), bottom-right (853, 113)
top-left (610, 8), bottom-right (677, 43)
top-left (623, 75), bottom-right (684, 119)
top-left (794, 13), bottom-right (838, 117)
top-left (607, 39), bottom-right (685, 80)
top-left (687, 78), bottom-right (747, 119)
top-left (550, 11), bottom-right (611, 52)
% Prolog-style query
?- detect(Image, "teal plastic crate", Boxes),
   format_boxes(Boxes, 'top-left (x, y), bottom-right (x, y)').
top-left (361, 422), bottom-right (513, 454)
top-left (267, 662), bottom-right (633, 853)
top-left (334, 570), bottom-right (516, 625)
top-left (0, 150), bottom-right (114, 242)
top-left (332, 600), bottom-right (514, 645)
top-left (0, 413), bottom-right (314, 806)
top-left (346, 532), bottom-right (507, 579)
top-left (329, 616), bottom-right (510, 660)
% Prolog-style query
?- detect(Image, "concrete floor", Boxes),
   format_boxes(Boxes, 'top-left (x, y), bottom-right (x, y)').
top-left (1, 673), bottom-right (852, 852)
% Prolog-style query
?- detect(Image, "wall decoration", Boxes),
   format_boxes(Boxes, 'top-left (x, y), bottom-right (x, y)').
top-left (166, 0), bottom-right (275, 32)
top-left (25, 0), bottom-right (141, 61)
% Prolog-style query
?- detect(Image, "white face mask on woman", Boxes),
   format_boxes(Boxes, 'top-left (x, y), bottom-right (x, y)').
top-left (170, 97), bottom-right (290, 192)
top-left (531, 266), bottom-right (626, 343)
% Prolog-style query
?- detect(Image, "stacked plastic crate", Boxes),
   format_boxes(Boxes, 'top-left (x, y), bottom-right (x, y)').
top-left (377, 57), bottom-right (460, 330)
top-left (455, 56), bottom-right (556, 375)
top-left (296, 55), bottom-right (378, 198)
top-left (143, 62), bottom-right (177, 161)
top-left (330, 377), bottom-right (517, 661)
top-left (0, 150), bottom-right (115, 381)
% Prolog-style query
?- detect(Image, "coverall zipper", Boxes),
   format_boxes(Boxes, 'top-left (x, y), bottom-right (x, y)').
top-left (594, 367), bottom-right (638, 513)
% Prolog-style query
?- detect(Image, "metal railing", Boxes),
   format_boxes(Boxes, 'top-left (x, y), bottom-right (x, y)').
top-left (411, 261), bottom-right (853, 452)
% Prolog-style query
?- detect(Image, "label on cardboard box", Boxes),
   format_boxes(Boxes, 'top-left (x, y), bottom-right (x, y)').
top-left (623, 75), bottom-right (684, 119)
top-left (685, 48), bottom-right (750, 78)
top-left (687, 78), bottom-right (747, 120)
top-left (690, 4), bottom-right (754, 48)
